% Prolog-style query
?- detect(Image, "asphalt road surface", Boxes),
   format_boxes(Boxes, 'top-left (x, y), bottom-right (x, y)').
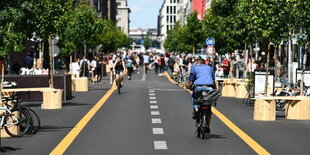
top-left (2, 69), bottom-right (310, 155)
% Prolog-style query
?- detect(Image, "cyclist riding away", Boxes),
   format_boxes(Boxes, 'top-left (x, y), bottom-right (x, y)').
top-left (190, 58), bottom-right (215, 133)
top-left (113, 56), bottom-right (126, 87)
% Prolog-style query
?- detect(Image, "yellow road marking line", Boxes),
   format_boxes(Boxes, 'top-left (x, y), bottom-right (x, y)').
top-left (164, 72), bottom-right (271, 155)
top-left (50, 84), bottom-right (117, 155)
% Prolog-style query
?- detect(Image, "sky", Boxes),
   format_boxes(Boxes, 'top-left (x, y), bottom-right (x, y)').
top-left (128, 0), bottom-right (164, 29)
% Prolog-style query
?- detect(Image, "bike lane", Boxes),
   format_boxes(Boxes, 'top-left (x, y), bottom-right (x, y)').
top-left (61, 71), bottom-right (257, 155)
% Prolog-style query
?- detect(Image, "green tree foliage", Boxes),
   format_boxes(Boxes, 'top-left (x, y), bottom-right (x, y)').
top-left (164, 12), bottom-right (205, 54)
top-left (164, 22), bottom-right (191, 52)
top-left (143, 36), bottom-right (152, 50)
top-left (0, 1), bottom-right (27, 56)
top-left (0, 0), bottom-right (131, 57)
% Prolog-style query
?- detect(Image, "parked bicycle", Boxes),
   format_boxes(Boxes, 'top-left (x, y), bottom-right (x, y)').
top-left (0, 102), bottom-right (30, 138)
top-left (2, 91), bottom-right (41, 134)
top-left (193, 89), bottom-right (221, 139)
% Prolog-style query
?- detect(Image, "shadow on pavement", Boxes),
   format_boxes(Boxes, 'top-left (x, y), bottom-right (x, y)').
top-left (206, 134), bottom-right (226, 139)
top-left (39, 125), bottom-right (73, 132)
top-left (62, 102), bottom-right (91, 107)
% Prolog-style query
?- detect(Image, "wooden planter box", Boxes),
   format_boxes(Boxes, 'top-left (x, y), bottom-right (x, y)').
top-left (72, 77), bottom-right (88, 92)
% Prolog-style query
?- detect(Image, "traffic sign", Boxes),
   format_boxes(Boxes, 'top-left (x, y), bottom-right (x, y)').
top-left (206, 38), bottom-right (215, 46)
top-left (206, 46), bottom-right (216, 55)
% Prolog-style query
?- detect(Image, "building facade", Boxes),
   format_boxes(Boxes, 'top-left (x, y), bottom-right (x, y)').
top-left (176, 0), bottom-right (192, 25)
top-left (88, 0), bottom-right (117, 22)
top-left (129, 28), bottom-right (159, 48)
top-left (116, 0), bottom-right (130, 35)
top-left (158, 0), bottom-right (179, 49)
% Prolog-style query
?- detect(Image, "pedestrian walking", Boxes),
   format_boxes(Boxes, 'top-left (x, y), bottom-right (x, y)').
top-left (143, 53), bottom-right (150, 74)
top-left (126, 56), bottom-right (134, 80)
top-left (80, 56), bottom-right (90, 77)
top-left (90, 56), bottom-right (98, 84)
top-left (96, 56), bottom-right (103, 84)
top-left (222, 56), bottom-right (230, 78)
top-left (70, 58), bottom-right (80, 78)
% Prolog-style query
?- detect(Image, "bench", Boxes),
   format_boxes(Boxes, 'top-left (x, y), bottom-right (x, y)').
top-left (252, 96), bottom-right (310, 121)
top-left (1, 87), bottom-right (62, 109)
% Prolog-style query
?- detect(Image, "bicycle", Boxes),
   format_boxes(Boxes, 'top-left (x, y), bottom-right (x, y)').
top-left (2, 91), bottom-right (41, 134)
top-left (194, 89), bottom-right (221, 139)
top-left (0, 103), bottom-right (30, 138)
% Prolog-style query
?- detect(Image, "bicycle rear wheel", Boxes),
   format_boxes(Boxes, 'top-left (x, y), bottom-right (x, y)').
top-left (25, 108), bottom-right (41, 134)
top-left (4, 109), bottom-right (30, 138)
top-left (199, 114), bottom-right (207, 139)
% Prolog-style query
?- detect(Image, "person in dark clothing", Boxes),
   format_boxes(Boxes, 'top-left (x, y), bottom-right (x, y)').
top-left (96, 57), bottom-right (103, 84)
top-left (125, 56), bottom-right (134, 80)
top-left (24, 52), bottom-right (33, 69)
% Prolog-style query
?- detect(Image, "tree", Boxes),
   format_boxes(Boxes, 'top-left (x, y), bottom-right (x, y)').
top-left (143, 36), bottom-right (152, 50)
top-left (0, 1), bottom-right (28, 56)
top-left (184, 12), bottom-right (205, 54)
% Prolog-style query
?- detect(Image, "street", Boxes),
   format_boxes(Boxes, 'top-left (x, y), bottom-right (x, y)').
top-left (2, 71), bottom-right (310, 155)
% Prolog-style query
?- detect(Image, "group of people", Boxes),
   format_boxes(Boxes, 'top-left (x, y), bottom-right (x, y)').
top-left (69, 55), bottom-right (104, 84)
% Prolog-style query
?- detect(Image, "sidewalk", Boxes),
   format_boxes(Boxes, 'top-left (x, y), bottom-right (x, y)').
top-left (2, 75), bottom-right (113, 154)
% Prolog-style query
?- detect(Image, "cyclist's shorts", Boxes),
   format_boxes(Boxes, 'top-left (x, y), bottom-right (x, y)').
top-left (115, 70), bottom-right (124, 75)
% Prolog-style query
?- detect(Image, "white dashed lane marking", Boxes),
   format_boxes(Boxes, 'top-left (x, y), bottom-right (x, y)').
top-left (153, 128), bottom-right (164, 134)
top-left (150, 101), bottom-right (157, 104)
top-left (152, 118), bottom-right (162, 124)
top-left (150, 105), bottom-right (158, 109)
top-left (154, 141), bottom-right (168, 150)
top-left (151, 111), bottom-right (160, 115)
top-left (149, 89), bottom-right (168, 150)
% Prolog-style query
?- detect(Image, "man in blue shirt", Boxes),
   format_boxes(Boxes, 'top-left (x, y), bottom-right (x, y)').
top-left (190, 58), bottom-right (215, 133)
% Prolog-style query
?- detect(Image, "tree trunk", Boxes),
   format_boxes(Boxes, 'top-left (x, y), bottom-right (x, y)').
top-left (244, 43), bottom-right (248, 78)
top-left (192, 46), bottom-right (195, 56)
top-left (264, 40), bottom-right (271, 96)
top-left (0, 64), bottom-right (4, 104)
top-left (48, 36), bottom-right (54, 88)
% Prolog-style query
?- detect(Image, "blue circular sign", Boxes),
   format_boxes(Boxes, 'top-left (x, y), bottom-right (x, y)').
top-left (206, 38), bottom-right (215, 46)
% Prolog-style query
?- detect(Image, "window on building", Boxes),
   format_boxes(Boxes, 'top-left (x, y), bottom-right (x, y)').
top-left (174, 6), bottom-right (176, 14)
top-left (118, 18), bottom-right (121, 22)
top-left (174, 16), bottom-right (176, 23)
top-left (166, 16), bottom-right (169, 23)
top-left (167, 25), bottom-right (169, 31)
top-left (170, 6), bottom-right (173, 14)
top-left (117, 2), bottom-right (121, 6)
top-left (170, 16), bottom-right (173, 23)
top-left (167, 6), bottom-right (169, 14)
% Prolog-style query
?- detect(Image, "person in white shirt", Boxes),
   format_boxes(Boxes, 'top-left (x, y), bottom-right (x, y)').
top-left (70, 58), bottom-right (80, 78)
top-left (143, 53), bottom-right (150, 74)
top-left (108, 55), bottom-right (115, 84)
top-left (90, 56), bottom-right (98, 84)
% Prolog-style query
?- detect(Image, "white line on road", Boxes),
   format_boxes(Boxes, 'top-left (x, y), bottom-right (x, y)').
top-left (152, 118), bottom-right (162, 124)
top-left (154, 141), bottom-right (168, 150)
top-left (142, 69), bottom-right (146, 81)
top-left (151, 111), bottom-right (160, 115)
top-left (149, 90), bottom-right (155, 93)
top-left (150, 105), bottom-right (158, 109)
top-left (153, 128), bottom-right (164, 134)
top-left (150, 101), bottom-right (157, 104)
top-left (150, 97), bottom-right (156, 100)
top-left (149, 93), bottom-right (156, 96)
